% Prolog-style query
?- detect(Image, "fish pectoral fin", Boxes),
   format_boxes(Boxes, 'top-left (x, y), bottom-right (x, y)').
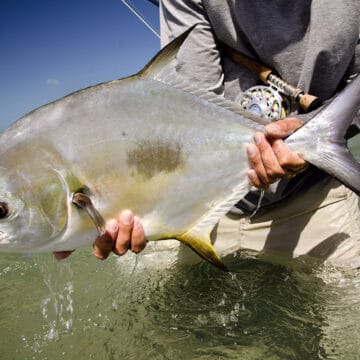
top-left (175, 229), bottom-right (228, 271)
top-left (72, 192), bottom-right (106, 235)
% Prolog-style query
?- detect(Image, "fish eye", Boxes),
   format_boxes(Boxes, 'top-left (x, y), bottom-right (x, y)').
top-left (0, 201), bottom-right (9, 219)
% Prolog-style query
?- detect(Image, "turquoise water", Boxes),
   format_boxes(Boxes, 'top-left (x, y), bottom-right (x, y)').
top-left (0, 137), bottom-right (359, 360)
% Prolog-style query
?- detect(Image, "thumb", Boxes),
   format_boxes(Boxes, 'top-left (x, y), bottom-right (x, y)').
top-left (265, 117), bottom-right (303, 139)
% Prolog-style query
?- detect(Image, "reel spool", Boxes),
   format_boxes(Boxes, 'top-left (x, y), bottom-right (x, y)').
top-left (239, 85), bottom-right (290, 121)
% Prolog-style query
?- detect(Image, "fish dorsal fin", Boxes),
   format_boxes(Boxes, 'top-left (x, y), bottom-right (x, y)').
top-left (174, 181), bottom-right (250, 271)
top-left (137, 25), bottom-right (267, 127)
top-left (137, 26), bottom-right (195, 80)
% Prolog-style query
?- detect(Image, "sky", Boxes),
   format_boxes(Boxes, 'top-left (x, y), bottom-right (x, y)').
top-left (0, 0), bottom-right (160, 130)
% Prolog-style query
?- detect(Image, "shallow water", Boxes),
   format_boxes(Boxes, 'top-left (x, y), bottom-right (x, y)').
top-left (0, 136), bottom-right (359, 360)
top-left (1, 250), bottom-right (360, 360)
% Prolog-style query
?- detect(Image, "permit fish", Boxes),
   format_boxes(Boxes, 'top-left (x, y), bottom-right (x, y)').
top-left (0, 29), bottom-right (359, 270)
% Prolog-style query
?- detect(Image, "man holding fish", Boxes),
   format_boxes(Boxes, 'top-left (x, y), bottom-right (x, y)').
top-left (56, 0), bottom-right (360, 267)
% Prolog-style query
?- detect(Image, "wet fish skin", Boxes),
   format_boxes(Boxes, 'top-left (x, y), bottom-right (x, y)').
top-left (0, 29), bottom-right (358, 270)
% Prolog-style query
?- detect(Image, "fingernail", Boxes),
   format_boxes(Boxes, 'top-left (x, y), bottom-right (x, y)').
top-left (107, 219), bottom-right (118, 232)
top-left (247, 169), bottom-right (256, 182)
top-left (266, 123), bottom-right (281, 135)
top-left (247, 145), bottom-right (257, 158)
top-left (120, 210), bottom-right (133, 225)
top-left (254, 133), bottom-right (263, 145)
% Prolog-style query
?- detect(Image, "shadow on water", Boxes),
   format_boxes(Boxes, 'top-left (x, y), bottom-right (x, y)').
top-left (2, 247), bottom-right (359, 360)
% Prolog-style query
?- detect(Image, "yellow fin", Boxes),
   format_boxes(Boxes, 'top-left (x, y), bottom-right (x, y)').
top-left (175, 229), bottom-right (228, 271)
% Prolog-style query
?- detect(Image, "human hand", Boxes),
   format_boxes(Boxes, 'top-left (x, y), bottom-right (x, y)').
top-left (246, 117), bottom-right (308, 189)
top-left (53, 209), bottom-right (146, 260)
top-left (93, 209), bottom-right (146, 259)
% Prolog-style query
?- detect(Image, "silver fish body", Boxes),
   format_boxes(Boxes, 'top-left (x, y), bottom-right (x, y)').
top-left (0, 77), bottom-right (259, 268)
top-left (0, 29), bottom-right (359, 269)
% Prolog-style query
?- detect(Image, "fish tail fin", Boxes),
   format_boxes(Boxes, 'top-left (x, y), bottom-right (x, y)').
top-left (175, 229), bottom-right (228, 271)
top-left (288, 75), bottom-right (360, 195)
top-left (306, 142), bottom-right (360, 195)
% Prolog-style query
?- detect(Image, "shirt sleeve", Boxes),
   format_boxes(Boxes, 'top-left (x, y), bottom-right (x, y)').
top-left (160, 0), bottom-right (224, 95)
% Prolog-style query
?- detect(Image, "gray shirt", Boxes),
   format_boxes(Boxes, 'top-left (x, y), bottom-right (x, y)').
top-left (160, 0), bottom-right (360, 215)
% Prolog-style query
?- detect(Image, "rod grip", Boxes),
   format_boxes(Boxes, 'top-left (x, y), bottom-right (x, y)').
top-left (225, 44), bottom-right (322, 113)
top-left (226, 48), bottom-right (272, 83)
top-left (298, 94), bottom-right (321, 112)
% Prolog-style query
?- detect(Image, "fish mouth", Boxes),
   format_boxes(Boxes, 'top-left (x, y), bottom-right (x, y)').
top-left (0, 230), bottom-right (29, 252)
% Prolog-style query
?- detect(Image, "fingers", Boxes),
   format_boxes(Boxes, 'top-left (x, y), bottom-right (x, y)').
top-left (93, 219), bottom-right (119, 260)
top-left (247, 118), bottom-right (308, 189)
top-left (113, 210), bottom-right (134, 256)
top-left (53, 250), bottom-right (74, 260)
top-left (272, 139), bottom-right (308, 173)
top-left (265, 117), bottom-right (303, 139)
top-left (247, 133), bottom-right (286, 188)
top-left (131, 216), bottom-right (146, 254)
top-left (93, 210), bottom-right (146, 260)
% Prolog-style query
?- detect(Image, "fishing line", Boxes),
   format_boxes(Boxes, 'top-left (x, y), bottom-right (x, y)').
top-left (249, 190), bottom-right (265, 219)
top-left (130, 253), bottom-right (140, 275)
top-left (121, 0), bottom-right (160, 38)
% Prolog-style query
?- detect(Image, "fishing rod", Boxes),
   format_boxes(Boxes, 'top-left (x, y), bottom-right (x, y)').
top-left (121, 0), bottom-right (160, 38)
top-left (225, 46), bottom-right (321, 115)
top-left (124, 0), bottom-right (320, 118)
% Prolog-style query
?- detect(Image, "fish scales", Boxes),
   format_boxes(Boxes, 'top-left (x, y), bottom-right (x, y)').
top-left (0, 28), bottom-right (358, 269)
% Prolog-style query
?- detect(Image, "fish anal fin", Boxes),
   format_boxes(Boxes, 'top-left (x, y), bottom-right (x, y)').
top-left (175, 228), bottom-right (228, 271)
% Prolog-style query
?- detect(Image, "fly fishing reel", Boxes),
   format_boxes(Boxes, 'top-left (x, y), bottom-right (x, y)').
top-left (239, 85), bottom-right (290, 121)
